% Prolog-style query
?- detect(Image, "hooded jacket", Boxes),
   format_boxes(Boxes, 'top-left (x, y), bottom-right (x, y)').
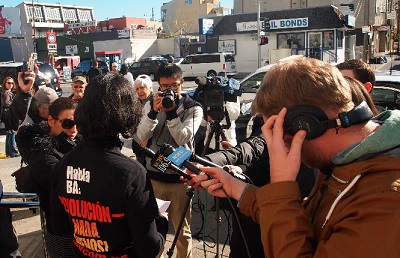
top-left (239, 110), bottom-right (400, 258)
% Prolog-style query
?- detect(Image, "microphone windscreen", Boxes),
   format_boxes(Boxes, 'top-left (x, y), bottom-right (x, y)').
top-left (195, 76), bottom-right (207, 86)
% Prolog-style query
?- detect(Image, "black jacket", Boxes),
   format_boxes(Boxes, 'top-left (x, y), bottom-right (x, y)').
top-left (50, 138), bottom-right (167, 258)
top-left (206, 135), bottom-right (316, 258)
top-left (16, 122), bottom-right (77, 232)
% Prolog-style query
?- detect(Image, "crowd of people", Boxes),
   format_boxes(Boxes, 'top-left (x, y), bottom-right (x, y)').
top-left (1, 56), bottom-right (400, 258)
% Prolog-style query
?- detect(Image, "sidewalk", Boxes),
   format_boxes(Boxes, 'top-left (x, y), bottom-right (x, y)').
top-left (0, 135), bottom-right (232, 258)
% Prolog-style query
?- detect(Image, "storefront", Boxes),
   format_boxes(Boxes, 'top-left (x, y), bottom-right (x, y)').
top-left (208, 6), bottom-right (353, 73)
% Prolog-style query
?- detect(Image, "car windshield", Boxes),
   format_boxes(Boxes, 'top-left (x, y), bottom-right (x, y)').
top-left (240, 72), bottom-right (266, 93)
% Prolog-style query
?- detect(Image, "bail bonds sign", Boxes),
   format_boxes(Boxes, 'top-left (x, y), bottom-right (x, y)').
top-left (268, 18), bottom-right (308, 30)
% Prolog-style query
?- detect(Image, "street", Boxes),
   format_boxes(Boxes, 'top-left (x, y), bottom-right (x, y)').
top-left (2, 57), bottom-right (400, 257)
top-left (0, 77), bottom-right (231, 258)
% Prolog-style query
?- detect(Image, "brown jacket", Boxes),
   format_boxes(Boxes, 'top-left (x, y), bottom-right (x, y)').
top-left (240, 152), bottom-right (400, 257)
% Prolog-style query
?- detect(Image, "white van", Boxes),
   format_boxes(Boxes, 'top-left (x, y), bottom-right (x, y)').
top-left (179, 52), bottom-right (237, 78)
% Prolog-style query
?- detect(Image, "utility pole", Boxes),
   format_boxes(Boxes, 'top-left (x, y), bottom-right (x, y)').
top-left (362, 0), bottom-right (370, 62)
top-left (32, 0), bottom-right (36, 52)
top-left (257, 0), bottom-right (261, 68)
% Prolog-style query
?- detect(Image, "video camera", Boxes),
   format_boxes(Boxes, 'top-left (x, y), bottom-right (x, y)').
top-left (193, 76), bottom-right (242, 122)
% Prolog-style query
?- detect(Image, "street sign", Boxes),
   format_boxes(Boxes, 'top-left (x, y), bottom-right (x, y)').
top-left (46, 32), bottom-right (57, 54)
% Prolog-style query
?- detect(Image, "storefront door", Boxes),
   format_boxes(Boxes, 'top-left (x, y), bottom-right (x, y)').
top-left (308, 32), bottom-right (322, 60)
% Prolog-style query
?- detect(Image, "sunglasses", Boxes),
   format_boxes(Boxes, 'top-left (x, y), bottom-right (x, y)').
top-left (6, 82), bottom-right (14, 85)
top-left (57, 118), bottom-right (76, 129)
top-left (74, 85), bottom-right (84, 89)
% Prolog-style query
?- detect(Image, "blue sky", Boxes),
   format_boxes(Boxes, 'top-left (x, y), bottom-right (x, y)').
top-left (6, 0), bottom-right (233, 21)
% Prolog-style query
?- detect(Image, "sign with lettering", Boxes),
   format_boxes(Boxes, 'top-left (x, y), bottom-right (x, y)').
top-left (199, 18), bottom-right (214, 35)
top-left (218, 40), bottom-right (236, 54)
top-left (67, 21), bottom-right (96, 29)
top-left (117, 29), bottom-right (130, 38)
top-left (268, 18), bottom-right (308, 30)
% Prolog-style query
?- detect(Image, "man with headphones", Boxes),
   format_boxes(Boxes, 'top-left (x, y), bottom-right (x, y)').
top-left (188, 56), bottom-right (400, 257)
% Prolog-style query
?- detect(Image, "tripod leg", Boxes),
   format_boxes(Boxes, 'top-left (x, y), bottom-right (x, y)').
top-left (201, 123), bottom-right (216, 156)
top-left (167, 188), bottom-right (194, 258)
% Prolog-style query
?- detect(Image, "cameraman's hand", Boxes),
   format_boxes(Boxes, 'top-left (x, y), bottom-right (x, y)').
top-left (221, 140), bottom-right (235, 149)
top-left (154, 91), bottom-right (177, 112)
top-left (152, 92), bottom-right (163, 112)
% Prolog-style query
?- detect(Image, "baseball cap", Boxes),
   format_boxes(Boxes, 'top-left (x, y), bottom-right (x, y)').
top-left (112, 62), bottom-right (118, 67)
top-left (34, 87), bottom-right (58, 105)
top-left (72, 76), bottom-right (87, 84)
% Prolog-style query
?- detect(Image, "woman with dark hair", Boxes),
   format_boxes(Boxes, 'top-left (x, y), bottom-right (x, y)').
top-left (50, 73), bottom-right (168, 258)
top-left (1, 76), bottom-right (19, 157)
top-left (16, 97), bottom-right (79, 257)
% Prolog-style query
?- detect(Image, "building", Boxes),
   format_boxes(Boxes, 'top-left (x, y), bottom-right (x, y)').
top-left (161, 0), bottom-right (230, 36)
top-left (232, 0), bottom-right (398, 58)
top-left (205, 5), bottom-right (350, 73)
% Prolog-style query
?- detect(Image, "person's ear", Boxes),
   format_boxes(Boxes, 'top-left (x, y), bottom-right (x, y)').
top-left (48, 115), bottom-right (56, 126)
top-left (364, 82), bottom-right (373, 93)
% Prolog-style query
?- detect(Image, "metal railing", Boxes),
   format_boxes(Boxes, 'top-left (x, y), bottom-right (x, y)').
top-left (291, 47), bottom-right (338, 63)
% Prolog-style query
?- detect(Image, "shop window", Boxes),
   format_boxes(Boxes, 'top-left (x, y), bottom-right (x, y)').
top-left (277, 33), bottom-right (305, 49)
top-left (323, 31), bottom-right (334, 49)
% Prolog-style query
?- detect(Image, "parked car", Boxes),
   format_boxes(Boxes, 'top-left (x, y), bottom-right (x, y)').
top-left (179, 52), bottom-right (237, 78)
top-left (370, 86), bottom-right (400, 110)
top-left (71, 60), bottom-right (109, 78)
top-left (0, 61), bottom-right (62, 97)
top-left (128, 59), bottom-right (167, 81)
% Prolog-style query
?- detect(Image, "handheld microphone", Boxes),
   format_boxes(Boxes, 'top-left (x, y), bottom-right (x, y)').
top-left (161, 144), bottom-right (248, 182)
top-left (142, 147), bottom-right (192, 180)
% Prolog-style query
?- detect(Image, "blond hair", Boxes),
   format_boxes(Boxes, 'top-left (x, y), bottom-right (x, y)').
top-left (253, 56), bottom-right (352, 118)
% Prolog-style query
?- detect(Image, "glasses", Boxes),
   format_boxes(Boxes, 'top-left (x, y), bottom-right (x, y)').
top-left (6, 82), bottom-right (14, 85)
top-left (74, 85), bottom-right (84, 89)
top-left (57, 118), bottom-right (76, 129)
top-left (159, 82), bottom-right (181, 91)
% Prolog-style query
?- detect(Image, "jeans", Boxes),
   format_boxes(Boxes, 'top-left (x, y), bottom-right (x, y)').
top-left (6, 132), bottom-right (19, 157)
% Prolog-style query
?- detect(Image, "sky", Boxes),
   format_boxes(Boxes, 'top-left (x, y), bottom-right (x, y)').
top-left (6, 0), bottom-right (234, 21)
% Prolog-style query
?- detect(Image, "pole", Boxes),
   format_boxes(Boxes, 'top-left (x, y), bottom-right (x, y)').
top-left (362, 0), bottom-right (370, 62)
top-left (32, 0), bottom-right (36, 52)
top-left (257, 0), bottom-right (261, 68)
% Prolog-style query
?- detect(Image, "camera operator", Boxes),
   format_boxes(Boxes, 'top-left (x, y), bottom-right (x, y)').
top-left (193, 76), bottom-right (241, 154)
top-left (136, 63), bottom-right (203, 258)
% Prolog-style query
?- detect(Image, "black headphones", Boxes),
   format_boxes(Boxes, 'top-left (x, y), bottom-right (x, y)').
top-left (283, 101), bottom-right (374, 140)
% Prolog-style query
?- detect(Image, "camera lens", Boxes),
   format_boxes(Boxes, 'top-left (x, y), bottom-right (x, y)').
top-left (162, 96), bottom-right (175, 108)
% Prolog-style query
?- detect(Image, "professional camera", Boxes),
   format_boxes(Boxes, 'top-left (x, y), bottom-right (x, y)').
top-left (193, 76), bottom-right (242, 122)
top-left (159, 89), bottom-right (178, 109)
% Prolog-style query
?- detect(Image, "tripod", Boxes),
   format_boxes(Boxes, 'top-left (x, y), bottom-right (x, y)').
top-left (201, 120), bottom-right (227, 257)
top-left (167, 187), bottom-right (194, 258)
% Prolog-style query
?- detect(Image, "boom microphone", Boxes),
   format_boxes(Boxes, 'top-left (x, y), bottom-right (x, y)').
top-left (142, 147), bottom-right (192, 180)
top-left (161, 144), bottom-right (247, 182)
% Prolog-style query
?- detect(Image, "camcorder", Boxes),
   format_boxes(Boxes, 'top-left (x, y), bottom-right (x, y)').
top-left (193, 76), bottom-right (242, 123)
top-left (159, 89), bottom-right (178, 109)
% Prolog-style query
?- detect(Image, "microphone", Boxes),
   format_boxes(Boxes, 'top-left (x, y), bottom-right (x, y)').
top-left (142, 147), bottom-right (192, 180)
top-left (194, 76), bottom-right (207, 86)
top-left (160, 144), bottom-right (247, 182)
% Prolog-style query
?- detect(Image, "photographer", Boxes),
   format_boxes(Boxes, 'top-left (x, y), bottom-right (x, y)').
top-left (136, 64), bottom-right (203, 258)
